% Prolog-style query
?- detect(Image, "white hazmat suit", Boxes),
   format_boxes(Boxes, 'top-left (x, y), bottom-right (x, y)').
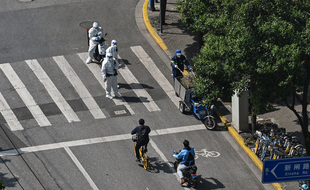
top-left (101, 53), bottom-right (121, 99)
top-left (86, 22), bottom-right (104, 64)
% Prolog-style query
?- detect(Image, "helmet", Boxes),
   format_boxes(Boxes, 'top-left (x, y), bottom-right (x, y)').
top-left (301, 184), bottom-right (309, 190)
top-left (93, 22), bottom-right (98, 28)
top-left (176, 49), bottom-right (182, 56)
top-left (107, 52), bottom-right (113, 58)
top-left (111, 40), bottom-right (117, 46)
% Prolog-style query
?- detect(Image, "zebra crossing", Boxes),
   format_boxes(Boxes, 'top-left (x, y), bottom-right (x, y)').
top-left (0, 46), bottom-right (176, 131)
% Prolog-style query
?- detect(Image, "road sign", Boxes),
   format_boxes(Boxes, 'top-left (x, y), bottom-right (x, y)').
top-left (262, 157), bottom-right (310, 183)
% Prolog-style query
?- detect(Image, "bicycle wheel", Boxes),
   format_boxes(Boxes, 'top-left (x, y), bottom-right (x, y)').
top-left (141, 153), bottom-right (148, 170)
top-left (142, 153), bottom-right (148, 170)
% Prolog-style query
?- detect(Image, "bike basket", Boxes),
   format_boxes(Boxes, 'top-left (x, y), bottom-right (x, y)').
top-left (132, 134), bottom-right (138, 142)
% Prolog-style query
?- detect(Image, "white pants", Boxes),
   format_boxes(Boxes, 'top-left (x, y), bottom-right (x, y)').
top-left (177, 164), bottom-right (191, 179)
top-left (105, 75), bottom-right (118, 95)
top-left (88, 42), bottom-right (98, 59)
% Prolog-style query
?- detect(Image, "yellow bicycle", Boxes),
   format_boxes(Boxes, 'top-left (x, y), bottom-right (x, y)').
top-left (132, 135), bottom-right (148, 170)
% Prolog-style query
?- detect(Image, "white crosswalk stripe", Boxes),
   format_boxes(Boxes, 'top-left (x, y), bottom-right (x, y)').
top-left (118, 56), bottom-right (161, 112)
top-left (53, 56), bottom-right (106, 119)
top-left (0, 45), bottom-right (173, 130)
top-left (26, 59), bottom-right (80, 123)
top-left (77, 52), bottom-right (135, 115)
top-left (0, 92), bottom-right (23, 131)
top-left (131, 46), bottom-right (180, 108)
top-left (0, 63), bottom-right (51, 127)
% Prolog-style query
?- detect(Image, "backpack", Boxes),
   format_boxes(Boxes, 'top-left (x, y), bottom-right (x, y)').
top-left (138, 126), bottom-right (148, 142)
top-left (184, 147), bottom-right (195, 166)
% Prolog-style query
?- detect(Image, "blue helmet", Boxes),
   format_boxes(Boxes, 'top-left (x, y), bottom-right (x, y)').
top-left (176, 49), bottom-right (182, 56)
top-left (301, 184), bottom-right (309, 190)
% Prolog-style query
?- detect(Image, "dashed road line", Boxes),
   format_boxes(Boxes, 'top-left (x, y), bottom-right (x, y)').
top-left (65, 147), bottom-right (99, 190)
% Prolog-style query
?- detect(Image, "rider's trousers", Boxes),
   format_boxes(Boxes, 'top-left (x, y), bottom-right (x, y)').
top-left (177, 164), bottom-right (191, 178)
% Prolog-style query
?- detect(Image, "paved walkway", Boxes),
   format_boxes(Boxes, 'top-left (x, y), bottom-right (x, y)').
top-left (144, 0), bottom-right (307, 189)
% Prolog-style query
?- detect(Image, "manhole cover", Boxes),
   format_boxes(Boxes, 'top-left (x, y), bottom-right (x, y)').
top-left (79, 21), bottom-right (93, 29)
top-left (17, 0), bottom-right (33, 2)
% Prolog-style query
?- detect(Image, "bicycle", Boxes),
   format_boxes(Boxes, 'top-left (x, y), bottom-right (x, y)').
top-left (132, 134), bottom-right (149, 170)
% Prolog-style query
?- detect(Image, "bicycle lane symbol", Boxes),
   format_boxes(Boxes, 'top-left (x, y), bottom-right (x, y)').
top-left (195, 149), bottom-right (220, 159)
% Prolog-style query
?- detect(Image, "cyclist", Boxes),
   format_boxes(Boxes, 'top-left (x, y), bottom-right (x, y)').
top-left (174, 140), bottom-right (195, 184)
top-left (131, 119), bottom-right (151, 162)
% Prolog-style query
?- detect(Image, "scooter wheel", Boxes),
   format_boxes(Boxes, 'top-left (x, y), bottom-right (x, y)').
top-left (204, 116), bottom-right (216, 130)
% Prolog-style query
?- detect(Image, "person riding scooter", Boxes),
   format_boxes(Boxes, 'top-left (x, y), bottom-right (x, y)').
top-left (173, 140), bottom-right (195, 185)
top-left (86, 22), bottom-right (105, 64)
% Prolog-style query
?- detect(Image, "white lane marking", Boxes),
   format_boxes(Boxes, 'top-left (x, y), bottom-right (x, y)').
top-left (26, 59), bottom-right (80, 123)
top-left (131, 46), bottom-right (180, 107)
top-left (0, 63), bottom-right (51, 126)
top-left (0, 92), bottom-right (23, 131)
top-left (0, 124), bottom-right (205, 156)
top-left (77, 52), bottom-right (135, 115)
top-left (149, 139), bottom-right (190, 190)
top-left (64, 147), bottom-right (99, 190)
top-left (53, 56), bottom-right (106, 119)
top-left (118, 56), bottom-right (160, 112)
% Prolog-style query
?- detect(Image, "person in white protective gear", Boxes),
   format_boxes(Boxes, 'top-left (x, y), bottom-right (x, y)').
top-left (106, 40), bottom-right (120, 88)
top-left (86, 22), bottom-right (104, 64)
top-left (106, 40), bottom-right (118, 60)
top-left (101, 52), bottom-right (121, 99)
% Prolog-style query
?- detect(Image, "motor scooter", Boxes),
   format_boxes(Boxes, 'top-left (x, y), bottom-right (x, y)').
top-left (173, 150), bottom-right (197, 187)
top-left (93, 32), bottom-right (107, 63)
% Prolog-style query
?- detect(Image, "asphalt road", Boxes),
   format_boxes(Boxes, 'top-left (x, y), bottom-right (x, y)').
top-left (0, 0), bottom-right (274, 189)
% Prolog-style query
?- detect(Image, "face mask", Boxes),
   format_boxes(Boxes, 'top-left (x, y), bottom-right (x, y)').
top-left (108, 57), bottom-right (113, 61)
top-left (113, 44), bottom-right (117, 48)
top-left (177, 55), bottom-right (181, 58)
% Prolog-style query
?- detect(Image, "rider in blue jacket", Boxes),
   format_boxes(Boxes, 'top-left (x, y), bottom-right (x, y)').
top-left (174, 140), bottom-right (195, 184)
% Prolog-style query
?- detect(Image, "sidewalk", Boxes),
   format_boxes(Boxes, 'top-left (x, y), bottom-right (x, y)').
top-left (144, 0), bottom-right (304, 189)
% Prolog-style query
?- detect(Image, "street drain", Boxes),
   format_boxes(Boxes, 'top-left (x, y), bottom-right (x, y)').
top-left (79, 21), bottom-right (93, 29)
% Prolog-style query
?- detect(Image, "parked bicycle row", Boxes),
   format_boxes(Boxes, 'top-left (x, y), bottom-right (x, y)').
top-left (253, 122), bottom-right (304, 161)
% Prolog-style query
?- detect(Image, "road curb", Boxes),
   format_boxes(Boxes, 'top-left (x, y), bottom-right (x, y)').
top-left (143, 1), bottom-right (283, 189)
top-left (143, 0), bottom-right (168, 51)
top-left (215, 110), bottom-right (283, 190)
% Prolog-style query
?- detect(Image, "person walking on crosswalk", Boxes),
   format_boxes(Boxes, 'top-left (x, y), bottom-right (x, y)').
top-left (101, 52), bottom-right (121, 99)
top-left (106, 40), bottom-right (118, 63)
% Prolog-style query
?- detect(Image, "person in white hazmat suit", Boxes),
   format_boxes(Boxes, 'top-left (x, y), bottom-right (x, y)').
top-left (106, 40), bottom-right (120, 88)
top-left (106, 40), bottom-right (118, 63)
top-left (86, 22), bottom-right (104, 64)
top-left (101, 53), bottom-right (121, 99)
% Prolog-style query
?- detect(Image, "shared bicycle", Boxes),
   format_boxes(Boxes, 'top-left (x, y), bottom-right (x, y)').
top-left (132, 135), bottom-right (149, 170)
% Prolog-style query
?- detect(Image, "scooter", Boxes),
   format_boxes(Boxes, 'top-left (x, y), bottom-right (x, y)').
top-left (173, 150), bottom-right (197, 188)
top-left (93, 32), bottom-right (107, 63)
